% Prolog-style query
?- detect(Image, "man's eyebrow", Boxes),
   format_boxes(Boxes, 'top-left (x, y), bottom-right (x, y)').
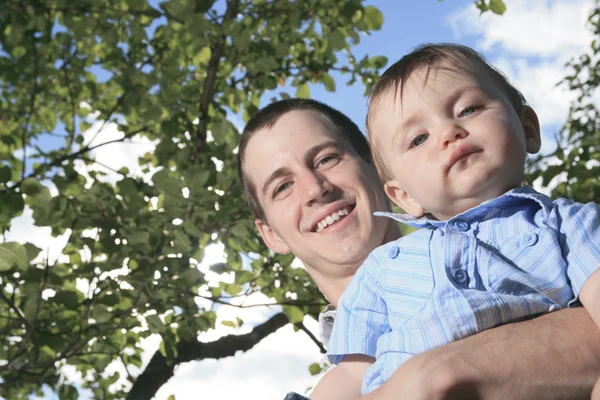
top-left (303, 140), bottom-right (342, 164)
top-left (261, 167), bottom-right (289, 197)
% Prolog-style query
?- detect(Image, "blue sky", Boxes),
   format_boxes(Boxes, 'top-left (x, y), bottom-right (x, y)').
top-left (288, 0), bottom-right (487, 131)
top-left (5, 1), bottom-right (597, 399)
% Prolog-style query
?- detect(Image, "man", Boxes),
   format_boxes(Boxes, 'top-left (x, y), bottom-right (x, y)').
top-left (237, 98), bottom-right (600, 399)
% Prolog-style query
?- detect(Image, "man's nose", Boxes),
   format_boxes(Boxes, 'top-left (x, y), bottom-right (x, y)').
top-left (301, 171), bottom-right (333, 207)
top-left (440, 124), bottom-right (469, 149)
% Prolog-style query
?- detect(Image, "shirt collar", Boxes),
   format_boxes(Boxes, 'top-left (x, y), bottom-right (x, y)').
top-left (374, 185), bottom-right (552, 229)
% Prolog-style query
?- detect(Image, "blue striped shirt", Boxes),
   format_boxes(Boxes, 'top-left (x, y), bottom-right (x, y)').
top-left (327, 186), bottom-right (600, 394)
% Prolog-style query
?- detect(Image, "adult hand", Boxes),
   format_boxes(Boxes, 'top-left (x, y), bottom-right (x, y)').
top-left (592, 377), bottom-right (600, 400)
top-left (361, 307), bottom-right (600, 400)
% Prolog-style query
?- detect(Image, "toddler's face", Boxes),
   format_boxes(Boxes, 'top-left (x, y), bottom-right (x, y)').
top-left (370, 65), bottom-right (541, 220)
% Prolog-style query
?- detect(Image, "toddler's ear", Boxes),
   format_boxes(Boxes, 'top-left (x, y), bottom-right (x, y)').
top-left (384, 180), bottom-right (425, 217)
top-left (521, 106), bottom-right (541, 154)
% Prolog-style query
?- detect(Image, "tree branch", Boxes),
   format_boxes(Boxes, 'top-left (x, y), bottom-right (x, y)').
top-left (22, 31), bottom-right (40, 180)
top-left (126, 312), bottom-right (289, 400)
top-left (9, 125), bottom-right (149, 192)
top-left (296, 322), bottom-right (326, 354)
top-left (195, 294), bottom-right (326, 309)
top-left (194, 0), bottom-right (240, 160)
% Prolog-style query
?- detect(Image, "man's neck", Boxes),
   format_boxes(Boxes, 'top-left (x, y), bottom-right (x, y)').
top-left (306, 220), bottom-right (402, 307)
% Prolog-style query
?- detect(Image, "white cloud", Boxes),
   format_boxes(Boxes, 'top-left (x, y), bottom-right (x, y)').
top-left (3, 207), bottom-right (70, 264)
top-left (448, 0), bottom-right (593, 59)
top-left (75, 121), bottom-right (158, 184)
top-left (155, 317), bottom-right (324, 400)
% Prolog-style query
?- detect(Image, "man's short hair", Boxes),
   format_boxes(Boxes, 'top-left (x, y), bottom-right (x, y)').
top-left (238, 98), bottom-right (371, 222)
top-left (366, 43), bottom-right (528, 182)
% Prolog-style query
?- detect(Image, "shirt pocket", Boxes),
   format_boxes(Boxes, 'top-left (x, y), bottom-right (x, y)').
top-left (483, 227), bottom-right (571, 302)
top-left (381, 259), bottom-right (435, 330)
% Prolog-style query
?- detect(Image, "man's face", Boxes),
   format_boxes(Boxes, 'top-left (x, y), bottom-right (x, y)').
top-left (371, 65), bottom-right (541, 220)
top-left (243, 110), bottom-right (391, 278)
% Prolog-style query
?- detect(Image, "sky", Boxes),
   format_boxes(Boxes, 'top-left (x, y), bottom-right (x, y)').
top-left (3, 0), bottom-right (598, 399)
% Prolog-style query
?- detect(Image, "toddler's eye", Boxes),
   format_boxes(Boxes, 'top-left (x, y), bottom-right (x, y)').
top-left (410, 133), bottom-right (429, 148)
top-left (459, 105), bottom-right (480, 118)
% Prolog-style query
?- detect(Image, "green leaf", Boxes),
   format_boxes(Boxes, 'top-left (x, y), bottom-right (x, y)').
top-left (369, 55), bottom-right (388, 69)
top-left (152, 169), bottom-right (183, 194)
top-left (221, 320), bottom-right (236, 328)
top-left (24, 243), bottom-right (42, 262)
top-left (363, 6), bottom-right (384, 30)
top-left (159, 336), bottom-right (178, 361)
top-left (194, 0), bottom-right (215, 13)
top-left (21, 178), bottom-right (51, 203)
top-left (0, 165), bottom-right (11, 183)
top-left (146, 314), bottom-right (165, 334)
top-left (128, 230), bottom-right (150, 245)
top-left (210, 262), bottom-right (228, 274)
top-left (177, 320), bottom-right (198, 341)
top-left (0, 191), bottom-right (25, 224)
top-left (94, 305), bottom-right (113, 324)
top-left (489, 0), bottom-right (507, 15)
top-left (283, 306), bottom-right (304, 324)
top-left (193, 47), bottom-right (212, 65)
top-left (179, 267), bottom-right (204, 284)
top-left (0, 242), bottom-right (28, 270)
top-left (328, 30), bottom-right (346, 51)
top-left (322, 74), bottom-right (336, 92)
top-left (167, 396), bottom-right (177, 400)
top-left (295, 83), bottom-right (310, 99)
top-left (58, 384), bottom-right (79, 400)
top-left (52, 290), bottom-right (80, 309)
top-left (309, 362), bottom-right (322, 375)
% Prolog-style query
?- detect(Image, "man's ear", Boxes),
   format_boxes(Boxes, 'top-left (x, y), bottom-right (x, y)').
top-left (384, 180), bottom-right (425, 218)
top-left (255, 219), bottom-right (291, 254)
top-left (521, 106), bottom-right (541, 154)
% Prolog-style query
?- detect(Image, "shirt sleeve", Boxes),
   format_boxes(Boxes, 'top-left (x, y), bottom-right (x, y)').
top-left (318, 304), bottom-right (336, 348)
top-left (327, 253), bottom-right (389, 364)
top-left (555, 199), bottom-right (600, 298)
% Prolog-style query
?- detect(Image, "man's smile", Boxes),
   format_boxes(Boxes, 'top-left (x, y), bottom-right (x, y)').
top-left (311, 204), bottom-right (356, 233)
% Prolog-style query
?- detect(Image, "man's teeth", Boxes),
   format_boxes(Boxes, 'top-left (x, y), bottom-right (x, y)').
top-left (316, 208), bottom-right (350, 232)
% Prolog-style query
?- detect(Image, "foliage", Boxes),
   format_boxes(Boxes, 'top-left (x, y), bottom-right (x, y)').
top-left (0, 0), bottom-right (509, 398)
top-left (0, 0), bottom-right (386, 397)
top-left (438, 0), bottom-right (506, 15)
top-left (474, 0), bottom-right (507, 15)
top-left (528, 0), bottom-right (600, 203)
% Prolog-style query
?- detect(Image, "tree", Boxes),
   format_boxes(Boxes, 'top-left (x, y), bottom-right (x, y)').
top-left (528, 0), bottom-right (600, 204)
top-left (0, 1), bottom-right (506, 399)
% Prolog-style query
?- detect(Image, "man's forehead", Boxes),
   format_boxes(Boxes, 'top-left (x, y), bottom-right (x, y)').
top-left (245, 110), bottom-right (344, 162)
top-left (243, 110), bottom-right (351, 186)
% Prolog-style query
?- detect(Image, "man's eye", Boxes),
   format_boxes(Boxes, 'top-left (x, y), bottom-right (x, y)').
top-left (316, 154), bottom-right (339, 167)
top-left (274, 182), bottom-right (291, 196)
top-left (410, 133), bottom-right (429, 148)
top-left (459, 105), bottom-right (480, 118)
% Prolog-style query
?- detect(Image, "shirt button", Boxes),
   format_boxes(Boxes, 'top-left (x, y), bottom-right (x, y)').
top-left (522, 232), bottom-right (538, 246)
top-left (455, 220), bottom-right (470, 232)
top-left (452, 269), bottom-right (468, 284)
top-left (388, 246), bottom-right (400, 259)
